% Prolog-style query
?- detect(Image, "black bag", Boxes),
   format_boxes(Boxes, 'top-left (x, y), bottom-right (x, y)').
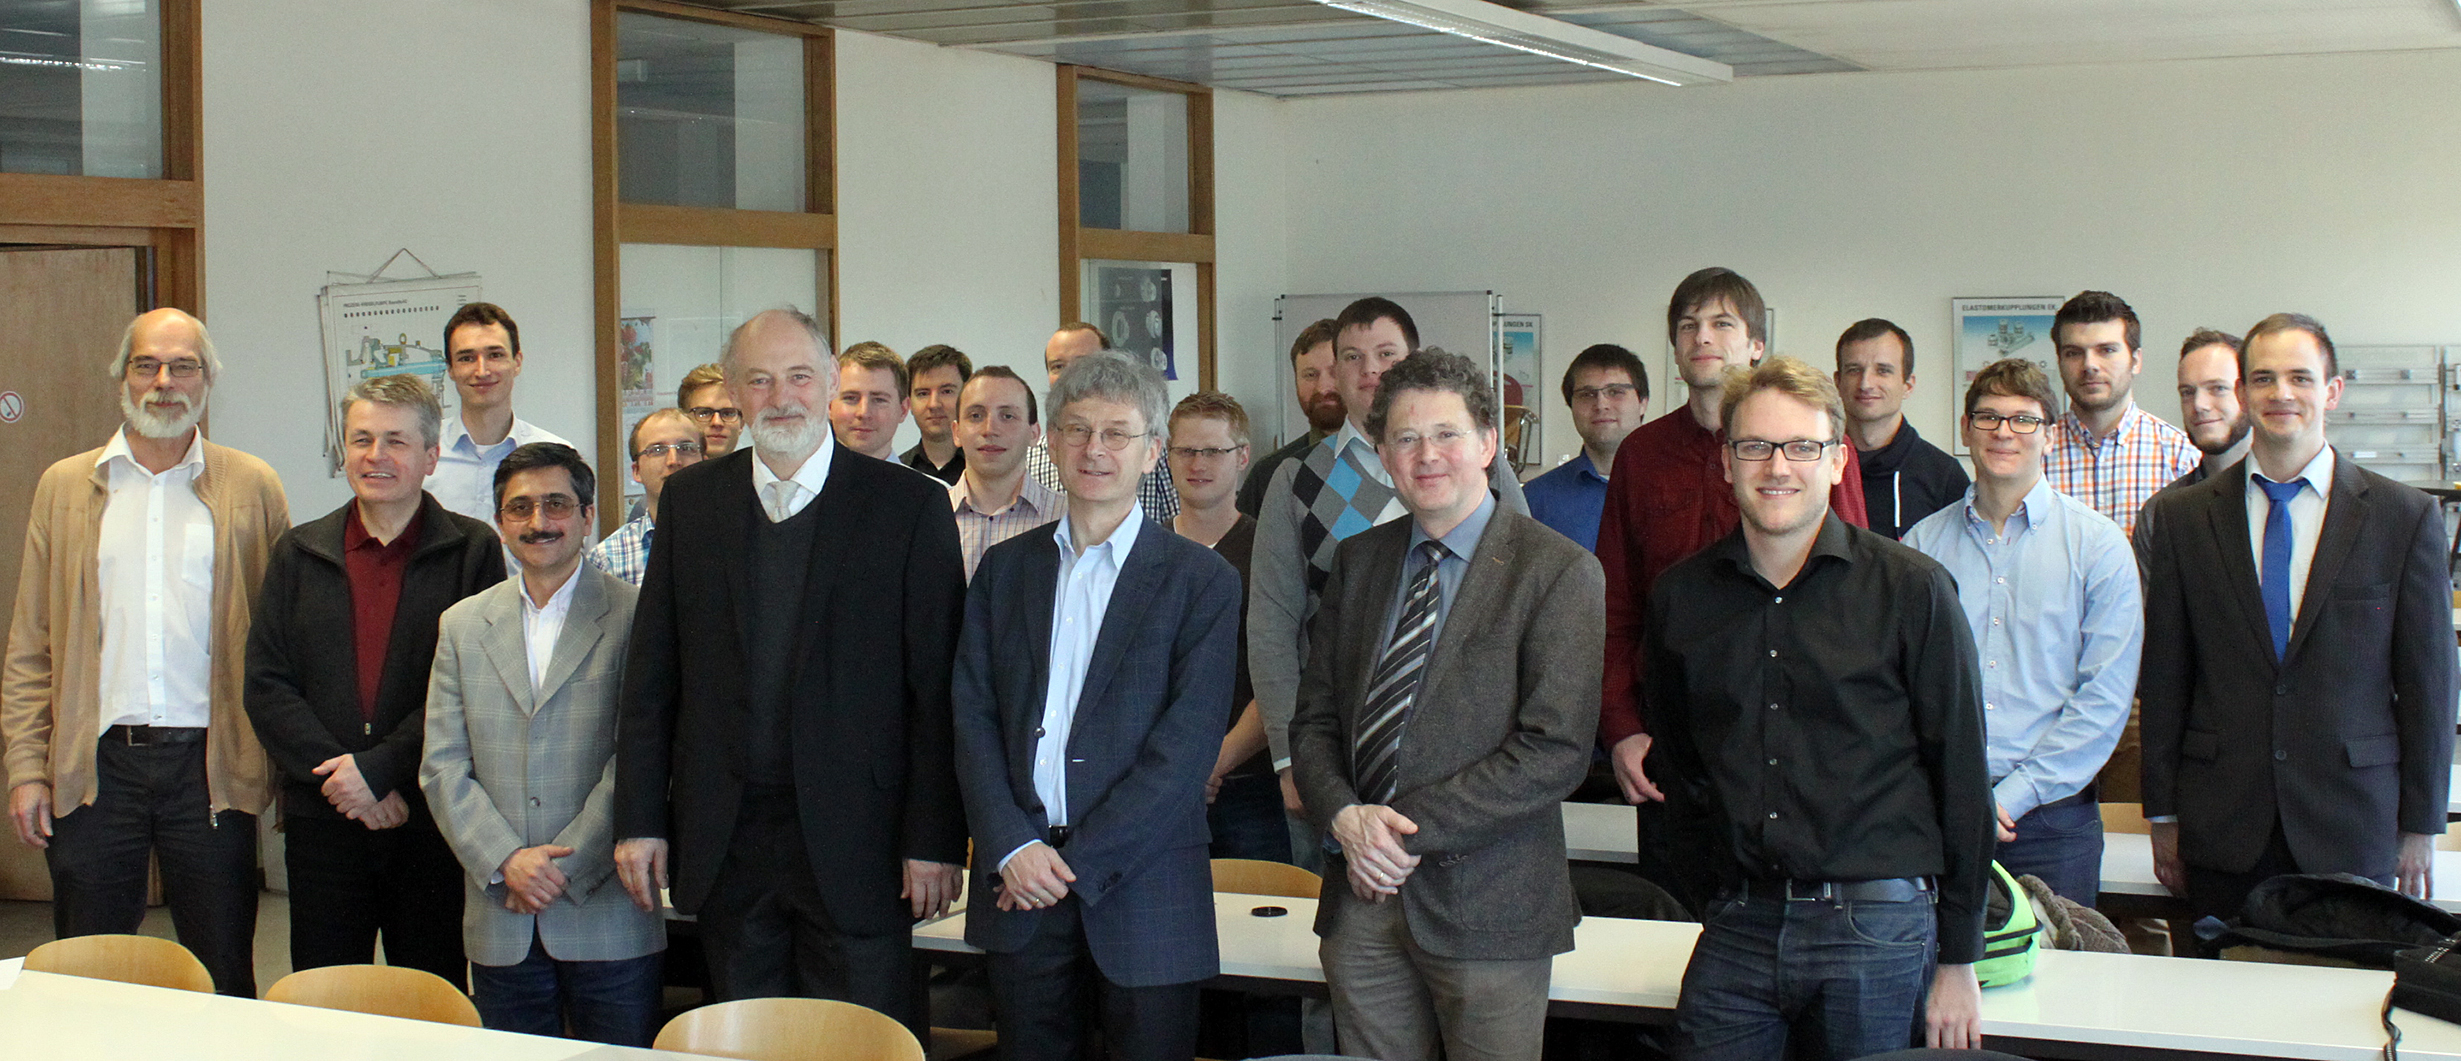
top-left (2384, 934), bottom-right (2461, 1061)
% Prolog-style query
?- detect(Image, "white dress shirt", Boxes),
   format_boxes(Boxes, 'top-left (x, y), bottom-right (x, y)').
top-left (519, 569), bottom-right (583, 692)
top-left (1000, 503), bottom-right (1144, 868)
top-left (95, 429), bottom-right (214, 729)
top-left (750, 430), bottom-right (836, 523)
top-left (2246, 444), bottom-right (2335, 621)
top-left (431, 415), bottom-right (573, 524)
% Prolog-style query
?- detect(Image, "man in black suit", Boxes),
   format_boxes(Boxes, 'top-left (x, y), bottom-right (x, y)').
top-left (613, 308), bottom-right (968, 1025)
top-left (952, 351), bottom-right (1241, 1061)
top-left (2140, 312), bottom-right (2456, 921)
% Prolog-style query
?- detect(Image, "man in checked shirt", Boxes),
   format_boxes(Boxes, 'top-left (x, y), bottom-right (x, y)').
top-left (2041, 290), bottom-right (2200, 538)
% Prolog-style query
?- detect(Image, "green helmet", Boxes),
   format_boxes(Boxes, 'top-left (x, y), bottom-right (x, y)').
top-left (1974, 861), bottom-right (2042, 989)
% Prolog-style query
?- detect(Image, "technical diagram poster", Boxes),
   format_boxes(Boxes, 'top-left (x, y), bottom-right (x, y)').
top-left (319, 276), bottom-right (481, 474)
top-left (1950, 296), bottom-right (2063, 455)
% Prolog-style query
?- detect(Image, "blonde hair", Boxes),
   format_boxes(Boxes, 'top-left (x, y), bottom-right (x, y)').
top-left (838, 341), bottom-right (908, 395)
top-left (1719, 356), bottom-right (1845, 441)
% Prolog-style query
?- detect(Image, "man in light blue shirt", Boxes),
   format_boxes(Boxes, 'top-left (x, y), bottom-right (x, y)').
top-left (429, 303), bottom-right (573, 524)
top-left (1904, 357), bottom-right (2141, 903)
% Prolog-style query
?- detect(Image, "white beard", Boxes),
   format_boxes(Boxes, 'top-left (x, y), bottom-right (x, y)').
top-left (122, 385), bottom-right (206, 440)
top-left (749, 407), bottom-right (827, 463)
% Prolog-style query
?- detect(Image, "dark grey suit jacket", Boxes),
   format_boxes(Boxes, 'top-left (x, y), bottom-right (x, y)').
top-left (2139, 450), bottom-right (2456, 878)
top-left (1291, 508), bottom-right (1602, 961)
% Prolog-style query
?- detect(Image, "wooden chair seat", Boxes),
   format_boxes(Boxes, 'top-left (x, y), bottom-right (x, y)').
top-left (263, 964), bottom-right (481, 1027)
top-left (654, 996), bottom-right (924, 1061)
top-left (1212, 858), bottom-right (1323, 899)
top-left (23, 934), bottom-right (214, 993)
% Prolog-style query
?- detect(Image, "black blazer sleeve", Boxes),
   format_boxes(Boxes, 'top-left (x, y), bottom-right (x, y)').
top-left (899, 483), bottom-right (970, 865)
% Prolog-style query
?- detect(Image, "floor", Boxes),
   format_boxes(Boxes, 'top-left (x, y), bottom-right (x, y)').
top-left (0, 892), bottom-right (298, 990)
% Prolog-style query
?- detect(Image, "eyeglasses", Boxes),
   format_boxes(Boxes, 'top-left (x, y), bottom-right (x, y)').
top-left (1570, 384), bottom-right (1639, 402)
top-left (1055, 425), bottom-right (1149, 452)
top-left (637, 440), bottom-right (704, 460)
top-left (127, 358), bottom-right (204, 380)
top-left (1168, 445), bottom-right (1245, 461)
top-left (1727, 439), bottom-right (1838, 462)
top-left (1386, 429), bottom-right (1472, 452)
top-left (1967, 412), bottom-right (2046, 434)
top-left (499, 496), bottom-right (580, 521)
top-left (687, 406), bottom-right (743, 424)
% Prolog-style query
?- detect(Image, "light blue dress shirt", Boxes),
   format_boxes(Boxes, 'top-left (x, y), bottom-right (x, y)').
top-left (1027, 503), bottom-right (1144, 845)
top-left (1903, 477), bottom-right (2143, 820)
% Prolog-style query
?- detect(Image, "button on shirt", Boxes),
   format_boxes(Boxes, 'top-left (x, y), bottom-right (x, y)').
top-left (519, 569), bottom-right (582, 692)
top-left (342, 503), bottom-right (424, 724)
top-left (430, 416), bottom-right (574, 524)
top-left (751, 430), bottom-right (836, 523)
top-left (95, 429), bottom-right (215, 729)
top-left (1903, 478), bottom-right (2143, 820)
top-left (1025, 503), bottom-right (1144, 853)
top-left (2246, 445), bottom-right (2335, 620)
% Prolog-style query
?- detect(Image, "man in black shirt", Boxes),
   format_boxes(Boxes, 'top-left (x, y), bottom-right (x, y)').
top-left (1645, 357), bottom-right (1992, 1057)
top-left (1835, 319), bottom-right (1967, 539)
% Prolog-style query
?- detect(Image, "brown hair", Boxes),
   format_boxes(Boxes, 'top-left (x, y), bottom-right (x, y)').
top-left (837, 341), bottom-right (908, 395)
top-left (445, 301), bottom-right (520, 355)
top-left (1289, 318), bottom-right (1340, 366)
top-left (1718, 356), bottom-right (1844, 441)
top-left (906, 344), bottom-right (973, 389)
top-left (2053, 290), bottom-right (2141, 353)
top-left (1962, 357), bottom-right (2058, 419)
top-left (2242, 313), bottom-right (2339, 381)
top-left (1169, 391), bottom-right (1251, 447)
top-left (1668, 267), bottom-right (1766, 347)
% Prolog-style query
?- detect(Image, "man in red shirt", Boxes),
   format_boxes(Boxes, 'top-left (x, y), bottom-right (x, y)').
top-left (1595, 268), bottom-right (1869, 906)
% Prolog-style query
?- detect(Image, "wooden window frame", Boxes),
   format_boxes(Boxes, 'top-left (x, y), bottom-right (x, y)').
top-left (1056, 65), bottom-right (1216, 391)
top-left (591, 0), bottom-right (837, 529)
top-left (0, 0), bottom-right (204, 313)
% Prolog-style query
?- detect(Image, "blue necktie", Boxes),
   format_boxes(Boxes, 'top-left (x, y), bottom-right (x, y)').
top-left (2256, 476), bottom-right (2304, 660)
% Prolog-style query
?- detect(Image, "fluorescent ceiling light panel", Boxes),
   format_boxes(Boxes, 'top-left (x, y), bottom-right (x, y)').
top-left (1315, 0), bottom-right (1733, 85)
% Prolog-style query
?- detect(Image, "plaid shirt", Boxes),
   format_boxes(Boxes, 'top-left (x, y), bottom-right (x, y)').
top-left (2042, 401), bottom-right (2201, 539)
top-left (587, 512), bottom-right (653, 587)
top-left (1026, 439), bottom-right (1177, 520)
top-left (951, 473), bottom-right (1062, 581)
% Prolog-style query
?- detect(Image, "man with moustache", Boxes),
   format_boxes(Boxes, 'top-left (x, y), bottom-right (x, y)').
top-left (1836, 319), bottom-right (1967, 540)
top-left (2139, 314), bottom-right (2455, 921)
top-left (950, 366), bottom-right (1061, 581)
top-left (2041, 291), bottom-right (2200, 538)
top-left (246, 373), bottom-right (501, 986)
top-left (831, 341), bottom-right (912, 463)
top-left (680, 363), bottom-right (742, 457)
top-left (1595, 268), bottom-right (1868, 907)
top-left (1238, 319), bottom-right (1344, 518)
top-left (5, 308), bottom-right (290, 996)
top-left (1524, 343), bottom-right (1650, 552)
top-left (1904, 359), bottom-right (2140, 904)
top-left (1026, 324), bottom-right (1179, 519)
top-left (614, 308), bottom-right (967, 1027)
top-left (1290, 351), bottom-right (1601, 1061)
top-left (430, 303), bottom-right (574, 524)
top-left (589, 408), bottom-right (705, 586)
top-left (903, 345), bottom-right (972, 484)
top-left (1646, 357), bottom-right (1991, 1057)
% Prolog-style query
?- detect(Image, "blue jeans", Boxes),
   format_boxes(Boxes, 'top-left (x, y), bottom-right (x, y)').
top-left (1674, 894), bottom-right (1936, 1061)
top-left (1993, 796), bottom-right (2103, 906)
top-left (469, 932), bottom-right (665, 1048)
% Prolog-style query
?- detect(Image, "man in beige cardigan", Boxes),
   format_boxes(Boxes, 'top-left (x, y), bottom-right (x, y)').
top-left (3, 308), bottom-right (289, 996)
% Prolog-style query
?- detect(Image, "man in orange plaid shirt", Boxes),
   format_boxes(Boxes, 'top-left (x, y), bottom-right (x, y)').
top-left (2041, 290), bottom-right (2200, 538)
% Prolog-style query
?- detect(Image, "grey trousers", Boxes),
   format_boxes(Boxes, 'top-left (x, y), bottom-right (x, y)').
top-left (1318, 890), bottom-right (1553, 1061)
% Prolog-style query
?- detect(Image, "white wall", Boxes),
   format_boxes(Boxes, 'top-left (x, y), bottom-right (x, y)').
top-left (202, 0), bottom-right (596, 521)
top-left (1275, 49), bottom-right (2461, 468)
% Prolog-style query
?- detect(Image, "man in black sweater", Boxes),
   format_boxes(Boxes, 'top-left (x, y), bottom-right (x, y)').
top-left (1836, 319), bottom-right (1968, 539)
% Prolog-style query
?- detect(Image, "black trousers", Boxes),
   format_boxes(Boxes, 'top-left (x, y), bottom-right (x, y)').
top-left (988, 894), bottom-right (1201, 1061)
top-left (282, 813), bottom-right (468, 986)
top-left (47, 738), bottom-right (259, 996)
top-left (699, 787), bottom-right (915, 1030)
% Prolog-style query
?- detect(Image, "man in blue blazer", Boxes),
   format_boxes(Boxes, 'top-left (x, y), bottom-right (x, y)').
top-left (953, 351), bottom-right (1242, 1061)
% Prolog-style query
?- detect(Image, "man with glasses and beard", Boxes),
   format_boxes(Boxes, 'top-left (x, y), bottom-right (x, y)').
top-left (5, 308), bottom-right (291, 997)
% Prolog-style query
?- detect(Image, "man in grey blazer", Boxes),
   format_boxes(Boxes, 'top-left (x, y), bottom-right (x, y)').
top-left (422, 443), bottom-right (664, 1046)
top-left (2140, 313), bottom-right (2457, 921)
top-left (1290, 350), bottom-right (1602, 1061)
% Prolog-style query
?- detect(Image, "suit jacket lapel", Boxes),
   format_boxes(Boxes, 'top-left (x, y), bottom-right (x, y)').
top-left (1419, 514), bottom-right (1513, 705)
top-left (2285, 452), bottom-right (2369, 663)
top-left (535, 568), bottom-right (609, 710)
top-left (1071, 519), bottom-right (1168, 729)
top-left (478, 584), bottom-right (537, 716)
top-left (1345, 526), bottom-right (1411, 728)
top-left (1018, 528), bottom-right (1061, 761)
top-left (2201, 471), bottom-right (2277, 665)
top-left (718, 451), bottom-right (758, 663)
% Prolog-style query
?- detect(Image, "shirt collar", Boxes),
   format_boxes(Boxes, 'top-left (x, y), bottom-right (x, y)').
top-left (1054, 501), bottom-right (1145, 568)
top-left (1571, 451), bottom-right (1609, 484)
top-left (1960, 476), bottom-right (2058, 535)
top-left (751, 429), bottom-right (837, 501)
top-left (521, 566), bottom-right (584, 614)
top-left (2248, 443), bottom-right (2335, 496)
top-left (2060, 400), bottom-right (2142, 446)
top-left (98, 425), bottom-right (206, 474)
top-left (1711, 511), bottom-right (1857, 583)
top-left (343, 501), bottom-right (426, 553)
top-left (952, 471), bottom-right (1055, 518)
top-left (1333, 418), bottom-right (1373, 457)
top-left (1409, 493), bottom-right (1497, 560)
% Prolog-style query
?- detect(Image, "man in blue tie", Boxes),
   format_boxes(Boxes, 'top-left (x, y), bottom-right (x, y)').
top-left (2139, 313), bottom-right (2456, 923)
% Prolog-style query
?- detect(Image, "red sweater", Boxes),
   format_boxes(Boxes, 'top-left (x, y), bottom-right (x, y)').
top-left (1595, 407), bottom-right (1870, 747)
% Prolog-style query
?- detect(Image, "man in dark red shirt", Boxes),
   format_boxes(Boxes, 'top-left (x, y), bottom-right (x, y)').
top-left (246, 374), bottom-right (503, 981)
top-left (1595, 269), bottom-right (1869, 904)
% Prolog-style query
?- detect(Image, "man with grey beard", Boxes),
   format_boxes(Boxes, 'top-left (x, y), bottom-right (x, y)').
top-left (3, 308), bottom-right (291, 996)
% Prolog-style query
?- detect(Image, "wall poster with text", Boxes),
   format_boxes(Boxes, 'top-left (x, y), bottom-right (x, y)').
top-left (1950, 296), bottom-right (2065, 455)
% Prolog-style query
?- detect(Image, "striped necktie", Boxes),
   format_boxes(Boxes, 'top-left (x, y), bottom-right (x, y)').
top-left (1353, 540), bottom-right (1449, 805)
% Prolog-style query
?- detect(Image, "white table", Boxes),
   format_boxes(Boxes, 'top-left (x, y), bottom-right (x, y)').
top-left (2098, 831), bottom-right (2461, 913)
top-left (916, 894), bottom-right (2461, 1059)
top-left (0, 957), bottom-right (687, 1059)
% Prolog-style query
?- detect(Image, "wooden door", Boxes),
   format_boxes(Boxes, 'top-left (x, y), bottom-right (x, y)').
top-left (0, 246), bottom-right (142, 900)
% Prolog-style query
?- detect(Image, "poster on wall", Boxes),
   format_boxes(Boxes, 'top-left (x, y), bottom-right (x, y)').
top-left (618, 313), bottom-right (660, 510)
top-left (1497, 314), bottom-right (1542, 469)
top-left (1950, 296), bottom-right (2065, 455)
top-left (1094, 265), bottom-right (1176, 380)
top-left (318, 271), bottom-right (481, 476)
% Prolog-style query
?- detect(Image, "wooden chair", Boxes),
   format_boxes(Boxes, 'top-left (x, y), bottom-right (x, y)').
top-left (22, 934), bottom-right (214, 993)
top-left (263, 964), bottom-right (481, 1027)
top-left (654, 997), bottom-right (924, 1061)
top-left (1212, 858), bottom-right (1323, 899)
top-left (2099, 801), bottom-right (2152, 834)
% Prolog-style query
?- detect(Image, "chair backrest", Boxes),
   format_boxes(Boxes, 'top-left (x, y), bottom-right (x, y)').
top-left (264, 964), bottom-right (481, 1027)
top-left (23, 934), bottom-right (214, 993)
top-left (1212, 858), bottom-right (1323, 899)
top-left (655, 997), bottom-right (925, 1061)
top-left (2099, 801), bottom-right (2151, 835)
